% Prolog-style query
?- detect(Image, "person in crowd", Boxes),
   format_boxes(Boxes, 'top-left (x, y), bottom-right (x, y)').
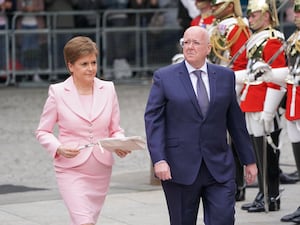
top-left (72, 0), bottom-right (101, 30)
top-left (128, 0), bottom-right (159, 77)
top-left (280, 0), bottom-right (300, 222)
top-left (239, 0), bottom-right (287, 213)
top-left (45, 0), bottom-right (75, 79)
top-left (144, 26), bottom-right (257, 225)
top-left (17, 0), bottom-right (45, 81)
top-left (129, 0), bottom-right (158, 25)
top-left (190, 0), bottom-right (214, 29)
top-left (209, 0), bottom-right (251, 202)
top-left (102, 0), bottom-right (132, 80)
top-left (0, 0), bottom-right (13, 71)
top-left (35, 36), bottom-right (130, 225)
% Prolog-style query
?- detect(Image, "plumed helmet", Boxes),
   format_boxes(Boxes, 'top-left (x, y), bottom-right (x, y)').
top-left (211, 0), bottom-right (243, 17)
top-left (247, 0), bottom-right (279, 27)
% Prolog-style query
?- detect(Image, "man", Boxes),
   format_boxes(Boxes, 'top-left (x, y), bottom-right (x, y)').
top-left (144, 26), bottom-right (257, 225)
top-left (239, 0), bottom-right (287, 213)
top-left (209, 0), bottom-right (251, 201)
top-left (209, 0), bottom-right (250, 71)
top-left (280, 0), bottom-right (300, 222)
top-left (190, 0), bottom-right (215, 29)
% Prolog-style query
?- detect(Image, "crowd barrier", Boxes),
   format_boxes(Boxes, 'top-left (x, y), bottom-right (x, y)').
top-left (0, 8), bottom-right (181, 86)
top-left (0, 7), bottom-right (295, 86)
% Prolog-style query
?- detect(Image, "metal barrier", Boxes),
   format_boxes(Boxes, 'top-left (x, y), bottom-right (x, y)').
top-left (0, 9), bottom-right (181, 86)
top-left (9, 10), bottom-right (102, 85)
top-left (0, 7), bottom-right (295, 86)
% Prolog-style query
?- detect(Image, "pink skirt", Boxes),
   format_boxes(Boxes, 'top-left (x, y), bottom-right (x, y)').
top-left (55, 153), bottom-right (112, 225)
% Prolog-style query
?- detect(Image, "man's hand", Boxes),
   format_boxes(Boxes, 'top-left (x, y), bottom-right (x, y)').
top-left (154, 161), bottom-right (172, 181)
top-left (245, 163), bottom-right (258, 185)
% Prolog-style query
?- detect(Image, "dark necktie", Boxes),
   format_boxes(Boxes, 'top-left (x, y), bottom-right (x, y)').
top-left (194, 70), bottom-right (209, 116)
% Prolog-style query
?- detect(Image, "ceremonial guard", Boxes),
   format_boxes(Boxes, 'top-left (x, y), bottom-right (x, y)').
top-left (209, 0), bottom-right (251, 201)
top-left (280, 0), bottom-right (300, 223)
top-left (190, 0), bottom-right (215, 29)
top-left (239, 0), bottom-right (287, 212)
top-left (209, 0), bottom-right (250, 71)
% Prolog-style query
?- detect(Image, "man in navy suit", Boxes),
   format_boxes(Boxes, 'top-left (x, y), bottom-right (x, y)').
top-left (144, 26), bottom-right (257, 225)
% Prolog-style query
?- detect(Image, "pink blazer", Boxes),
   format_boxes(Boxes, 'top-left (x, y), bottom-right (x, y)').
top-left (36, 76), bottom-right (124, 168)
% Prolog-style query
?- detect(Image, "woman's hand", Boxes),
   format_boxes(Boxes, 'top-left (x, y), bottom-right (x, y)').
top-left (57, 145), bottom-right (80, 158)
top-left (115, 149), bottom-right (131, 158)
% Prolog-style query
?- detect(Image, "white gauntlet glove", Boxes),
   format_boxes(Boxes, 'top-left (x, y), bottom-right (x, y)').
top-left (259, 111), bottom-right (274, 134)
top-left (249, 61), bottom-right (271, 82)
top-left (260, 87), bottom-right (286, 134)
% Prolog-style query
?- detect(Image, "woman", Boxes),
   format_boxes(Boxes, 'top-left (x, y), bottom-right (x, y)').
top-left (36, 36), bottom-right (130, 225)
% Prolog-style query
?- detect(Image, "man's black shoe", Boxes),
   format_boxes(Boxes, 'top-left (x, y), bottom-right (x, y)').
top-left (281, 207), bottom-right (300, 222)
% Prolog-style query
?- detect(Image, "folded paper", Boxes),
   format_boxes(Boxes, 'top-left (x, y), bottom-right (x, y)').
top-left (99, 136), bottom-right (146, 152)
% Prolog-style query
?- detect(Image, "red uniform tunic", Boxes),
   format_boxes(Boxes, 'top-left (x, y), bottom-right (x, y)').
top-left (190, 14), bottom-right (215, 28)
top-left (209, 17), bottom-right (250, 71)
top-left (240, 29), bottom-right (286, 112)
top-left (285, 30), bottom-right (300, 121)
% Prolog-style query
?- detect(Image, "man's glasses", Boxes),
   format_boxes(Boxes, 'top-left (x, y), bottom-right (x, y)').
top-left (180, 38), bottom-right (202, 47)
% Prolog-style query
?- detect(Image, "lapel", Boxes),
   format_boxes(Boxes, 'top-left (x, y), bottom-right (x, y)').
top-left (91, 79), bottom-right (107, 121)
top-left (61, 77), bottom-right (107, 122)
top-left (206, 63), bottom-right (217, 114)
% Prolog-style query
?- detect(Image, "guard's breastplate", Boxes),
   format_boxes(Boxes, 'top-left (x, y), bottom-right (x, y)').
top-left (209, 17), bottom-right (239, 66)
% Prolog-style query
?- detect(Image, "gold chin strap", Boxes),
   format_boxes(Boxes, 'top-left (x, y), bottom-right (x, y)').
top-left (212, 2), bottom-right (229, 18)
top-left (295, 17), bottom-right (300, 29)
top-left (210, 17), bottom-right (250, 63)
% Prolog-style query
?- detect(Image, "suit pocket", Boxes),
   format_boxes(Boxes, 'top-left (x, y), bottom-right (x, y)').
top-left (166, 138), bottom-right (179, 147)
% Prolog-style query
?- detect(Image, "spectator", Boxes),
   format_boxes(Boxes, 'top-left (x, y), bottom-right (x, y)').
top-left (147, 0), bottom-right (181, 68)
top-left (102, 0), bottom-right (132, 80)
top-left (17, 0), bottom-right (45, 82)
top-left (0, 0), bottom-right (13, 71)
top-left (128, 0), bottom-right (158, 77)
top-left (45, 0), bottom-right (75, 80)
top-left (72, 0), bottom-right (101, 30)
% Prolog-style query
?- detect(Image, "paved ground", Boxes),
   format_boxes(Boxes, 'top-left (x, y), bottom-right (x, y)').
top-left (0, 81), bottom-right (299, 225)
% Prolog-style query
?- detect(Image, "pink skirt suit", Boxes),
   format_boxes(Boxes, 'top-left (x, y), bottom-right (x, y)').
top-left (36, 76), bottom-right (124, 225)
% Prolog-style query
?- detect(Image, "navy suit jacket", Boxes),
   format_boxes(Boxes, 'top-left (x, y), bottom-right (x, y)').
top-left (144, 61), bottom-right (256, 185)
